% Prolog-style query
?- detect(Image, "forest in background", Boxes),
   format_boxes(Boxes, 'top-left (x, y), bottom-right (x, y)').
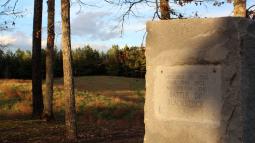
top-left (0, 45), bottom-right (146, 79)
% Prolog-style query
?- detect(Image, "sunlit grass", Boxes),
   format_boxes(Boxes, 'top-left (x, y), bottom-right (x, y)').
top-left (0, 76), bottom-right (145, 120)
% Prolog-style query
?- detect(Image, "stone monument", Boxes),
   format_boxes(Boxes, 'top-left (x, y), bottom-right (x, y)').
top-left (144, 17), bottom-right (255, 143)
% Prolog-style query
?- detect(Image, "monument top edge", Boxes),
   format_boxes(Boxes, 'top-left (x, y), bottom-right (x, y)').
top-left (146, 17), bottom-right (249, 25)
top-left (146, 17), bottom-right (252, 33)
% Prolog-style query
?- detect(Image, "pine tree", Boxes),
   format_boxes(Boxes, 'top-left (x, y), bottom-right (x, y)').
top-left (32, 0), bottom-right (44, 118)
top-left (61, 0), bottom-right (77, 140)
top-left (43, 0), bottom-right (55, 121)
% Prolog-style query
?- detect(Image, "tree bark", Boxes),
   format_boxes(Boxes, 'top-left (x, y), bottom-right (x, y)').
top-left (32, 0), bottom-right (44, 118)
top-left (43, 0), bottom-right (55, 121)
top-left (233, 0), bottom-right (246, 17)
top-left (61, 0), bottom-right (77, 141)
top-left (160, 0), bottom-right (170, 19)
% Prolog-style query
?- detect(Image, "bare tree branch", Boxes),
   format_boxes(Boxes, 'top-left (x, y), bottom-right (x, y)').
top-left (72, 0), bottom-right (100, 14)
top-left (104, 0), bottom-right (229, 33)
top-left (0, 0), bottom-right (23, 31)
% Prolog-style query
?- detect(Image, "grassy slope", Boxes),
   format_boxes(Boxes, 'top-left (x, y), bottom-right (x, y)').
top-left (57, 76), bottom-right (145, 91)
top-left (0, 76), bottom-right (145, 143)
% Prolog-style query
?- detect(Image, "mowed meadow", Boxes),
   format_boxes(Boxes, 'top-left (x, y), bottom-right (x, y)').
top-left (0, 76), bottom-right (145, 143)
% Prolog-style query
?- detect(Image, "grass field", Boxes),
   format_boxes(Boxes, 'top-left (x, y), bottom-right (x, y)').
top-left (0, 76), bottom-right (145, 143)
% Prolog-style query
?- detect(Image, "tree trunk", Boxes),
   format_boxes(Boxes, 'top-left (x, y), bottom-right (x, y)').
top-left (61, 0), bottom-right (77, 141)
top-left (32, 0), bottom-right (44, 118)
top-left (43, 0), bottom-right (55, 121)
top-left (233, 0), bottom-right (246, 17)
top-left (160, 0), bottom-right (170, 19)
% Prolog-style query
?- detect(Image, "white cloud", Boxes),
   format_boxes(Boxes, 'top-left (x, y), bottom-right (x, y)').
top-left (0, 31), bottom-right (47, 50)
top-left (0, 32), bottom-right (31, 50)
top-left (124, 19), bottom-right (146, 32)
top-left (70, 11), bottom-right (119, 41)
top-left (0, 35), bottom-right (16, 46)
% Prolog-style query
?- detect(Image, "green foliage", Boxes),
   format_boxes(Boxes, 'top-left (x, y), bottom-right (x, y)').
top-left (106, 45), bottom-right (121, 75)
top-left (0, 45), bottom-right (146, 79)
top-left (0, 49), bottom-right (32, 78)
top-left (73, 45), bottom-right (104, 75)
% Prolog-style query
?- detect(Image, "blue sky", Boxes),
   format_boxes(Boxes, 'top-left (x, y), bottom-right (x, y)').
top-left (0, 0), bottom-right (253, 52)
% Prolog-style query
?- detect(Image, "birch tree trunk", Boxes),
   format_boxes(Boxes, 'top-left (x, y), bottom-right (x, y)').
top-left (61, 0), bottom-right (77, 140)
top-left (32, 0), bottom-right (44, 118)
top-left (43, 0), bottom-right (55, 121)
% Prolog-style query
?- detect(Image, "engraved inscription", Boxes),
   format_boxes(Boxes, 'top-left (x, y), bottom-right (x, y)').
top-left (153, 65), bottom-right (222, 127)
top-left (167, 73), bottom-right (208, 107)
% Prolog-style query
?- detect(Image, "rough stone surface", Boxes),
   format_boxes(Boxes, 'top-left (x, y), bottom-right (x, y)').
top-left (144, 17), bottom-right (255, 143)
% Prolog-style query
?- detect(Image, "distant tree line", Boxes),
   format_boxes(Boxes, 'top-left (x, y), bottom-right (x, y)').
top-left (0, 45), bottom-right (146, 79)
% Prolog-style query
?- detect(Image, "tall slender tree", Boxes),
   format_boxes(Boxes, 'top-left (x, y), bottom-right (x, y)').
top-left (43, 0), bottom-right (55, 121)
top-left (233, 0), bottom-right (246, 17)
top-left (61, 0), bottom-right (77, 140)
top-left (32, 0), bottom-right (44, 118)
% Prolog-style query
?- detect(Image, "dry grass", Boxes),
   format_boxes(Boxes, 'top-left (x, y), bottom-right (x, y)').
top-left (0, 76), bottom-right (145, 142)
top-left (0, 76), bottom-right (145, 120)
top-left (55, 76), bottom-right (145, 91)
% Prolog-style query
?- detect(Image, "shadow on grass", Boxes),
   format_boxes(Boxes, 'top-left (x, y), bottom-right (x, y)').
top-left (0, 105), bottom-right (144, 143)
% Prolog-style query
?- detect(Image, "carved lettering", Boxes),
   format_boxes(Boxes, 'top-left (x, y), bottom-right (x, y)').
top-left (154, 65), bottom-right (222, 126)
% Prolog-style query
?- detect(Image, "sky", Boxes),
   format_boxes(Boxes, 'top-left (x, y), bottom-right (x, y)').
top-left (0, 0), bottom-right (253, 52)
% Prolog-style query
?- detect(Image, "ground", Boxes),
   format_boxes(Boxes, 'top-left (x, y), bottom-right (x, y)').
top-left (0, 76), bottom-right (145, 143)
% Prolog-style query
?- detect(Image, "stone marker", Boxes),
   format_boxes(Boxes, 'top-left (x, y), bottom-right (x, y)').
top-left (144, 17), bottom-right (255, 143)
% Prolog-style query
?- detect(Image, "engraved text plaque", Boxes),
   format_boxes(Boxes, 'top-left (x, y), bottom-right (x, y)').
top-left (153, 65), bottom-right (222, 127)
